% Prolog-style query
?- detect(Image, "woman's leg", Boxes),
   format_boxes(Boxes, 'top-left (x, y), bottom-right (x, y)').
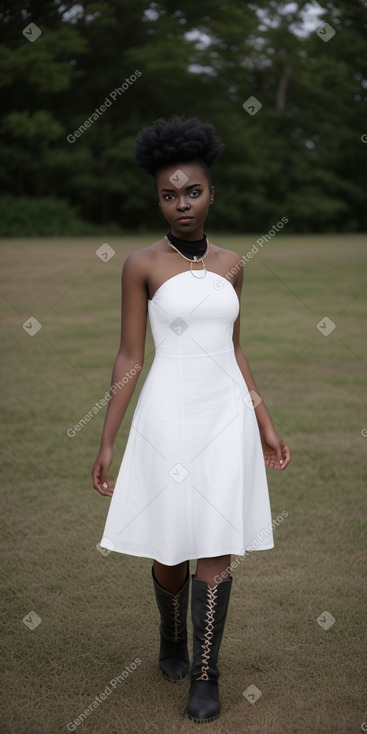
top-left (195, 554), bottom-right (231, 586)
top-left (153, 559), bottom-right (189, 594)
top-left (153, 555), bottom-right (231, 591)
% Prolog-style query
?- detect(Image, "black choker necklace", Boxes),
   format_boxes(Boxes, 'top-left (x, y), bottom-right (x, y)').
top-left (165, 231), bottom-right (207, 261)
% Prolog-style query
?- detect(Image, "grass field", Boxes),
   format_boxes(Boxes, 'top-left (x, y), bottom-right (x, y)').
top-left (1, 234), bottom-right (366, 734)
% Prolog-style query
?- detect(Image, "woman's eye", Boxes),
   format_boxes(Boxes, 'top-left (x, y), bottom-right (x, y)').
top-left (162, 190), bottom-right (201, 201)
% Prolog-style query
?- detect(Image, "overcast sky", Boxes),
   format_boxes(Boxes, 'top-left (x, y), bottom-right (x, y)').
top-left (61, 1), bottom-right (326, 37)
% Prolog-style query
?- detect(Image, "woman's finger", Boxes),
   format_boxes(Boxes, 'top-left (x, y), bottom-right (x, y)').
top-left (279, 442), bottom-right (291, 470)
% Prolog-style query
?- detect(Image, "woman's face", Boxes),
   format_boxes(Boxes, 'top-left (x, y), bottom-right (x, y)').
top-left (155, 162), bottom-right (214, 240)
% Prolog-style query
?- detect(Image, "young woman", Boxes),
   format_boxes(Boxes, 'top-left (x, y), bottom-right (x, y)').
top-left (92, 114), bottom-right (290, 724)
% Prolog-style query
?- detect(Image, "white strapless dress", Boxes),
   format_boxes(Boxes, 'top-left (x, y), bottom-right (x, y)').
top-left (99, 269), bottom-right (274, 565)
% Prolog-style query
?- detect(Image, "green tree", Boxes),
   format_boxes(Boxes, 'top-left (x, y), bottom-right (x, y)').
top-left (0, 0), bottom-right (366, 234)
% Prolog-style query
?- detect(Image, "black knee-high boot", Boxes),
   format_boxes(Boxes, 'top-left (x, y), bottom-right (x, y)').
top-left (151, 562), bottom-right (190, 681)
top-left (187, 574), bottom-right (232, 723)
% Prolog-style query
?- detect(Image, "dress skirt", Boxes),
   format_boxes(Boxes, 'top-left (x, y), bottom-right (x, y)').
top-left (99, 269), bottom-right (274, 565)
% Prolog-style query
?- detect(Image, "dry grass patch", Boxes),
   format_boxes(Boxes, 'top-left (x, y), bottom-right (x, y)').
top-left (0, 235), bottom-right (366, 734)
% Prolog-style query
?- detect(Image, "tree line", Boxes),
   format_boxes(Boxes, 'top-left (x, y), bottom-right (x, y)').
top-left (0, 0), bottom-right (366, 235)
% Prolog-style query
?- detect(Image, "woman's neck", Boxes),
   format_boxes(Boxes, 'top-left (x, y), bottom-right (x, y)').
top-left (165, 231), bottom-right (208, 260)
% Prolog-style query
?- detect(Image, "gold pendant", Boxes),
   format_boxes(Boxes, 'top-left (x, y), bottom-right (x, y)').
top-left (190, 260), bottom-right (207, 279)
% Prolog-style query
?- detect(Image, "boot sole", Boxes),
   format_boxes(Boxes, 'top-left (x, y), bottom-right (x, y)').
top-left (187, 712), bottom-right (220, 723)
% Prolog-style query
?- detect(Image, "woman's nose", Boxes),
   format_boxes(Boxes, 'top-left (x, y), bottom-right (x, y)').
top-left (177, 196), bottom-right (190, 210)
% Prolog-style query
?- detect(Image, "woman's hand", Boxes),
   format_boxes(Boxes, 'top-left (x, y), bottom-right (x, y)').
top-left (91, 445), bottom-right (115, 496)
top-left (260, 426), bottom-right (291, 471)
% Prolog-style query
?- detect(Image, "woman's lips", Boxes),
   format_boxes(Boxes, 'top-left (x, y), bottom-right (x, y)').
top-left (177, 217), bottom-right (193, 222)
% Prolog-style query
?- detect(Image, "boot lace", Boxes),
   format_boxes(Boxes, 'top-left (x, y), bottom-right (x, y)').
top-left (197, 586), bottom-right (218, 680)
top-left (172, 594), bottom-right (181, 643)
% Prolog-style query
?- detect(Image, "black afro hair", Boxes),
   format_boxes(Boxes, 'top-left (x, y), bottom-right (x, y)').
top-left (134, 114), bottom-right (224, 176)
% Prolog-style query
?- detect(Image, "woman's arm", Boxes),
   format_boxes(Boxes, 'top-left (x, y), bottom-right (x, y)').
top-left (92, 251), bottom-right (149, 494)
top-left (232, 346), bottom-right (275, 431)
top-left (231, 255), bottom-right (290, 471)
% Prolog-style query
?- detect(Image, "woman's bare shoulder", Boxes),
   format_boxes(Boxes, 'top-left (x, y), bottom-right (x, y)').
top-left (123, 239), bottom-right (165, 274)
top-left (211, 243), bottom-right (243, 271)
